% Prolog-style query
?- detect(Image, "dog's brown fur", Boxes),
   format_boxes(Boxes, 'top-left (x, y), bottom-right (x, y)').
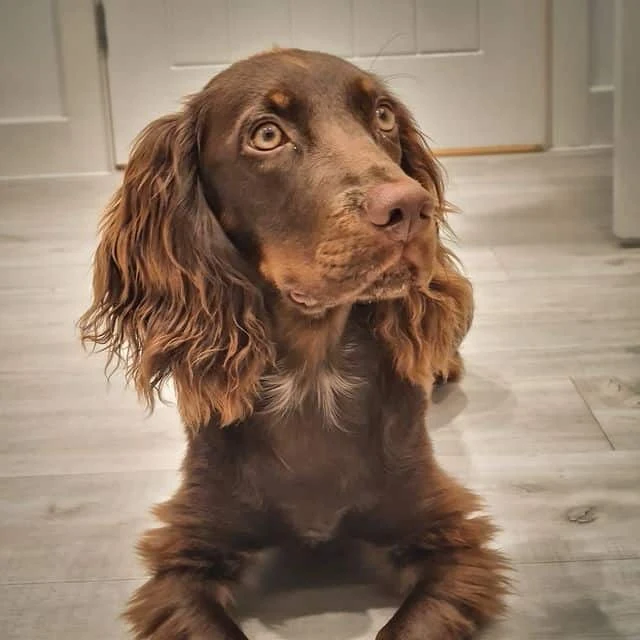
top-left (80, 48), bottom-right (508, 639)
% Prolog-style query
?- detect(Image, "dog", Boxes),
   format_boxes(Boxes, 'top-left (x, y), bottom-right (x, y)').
top-left (80, 48), bottom-right (508, 639)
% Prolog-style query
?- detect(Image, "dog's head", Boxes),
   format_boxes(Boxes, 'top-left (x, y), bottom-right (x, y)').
top-left (198, 49), bottom-right (443, 311)
top-left (80, 49), bottom-right (470, 430)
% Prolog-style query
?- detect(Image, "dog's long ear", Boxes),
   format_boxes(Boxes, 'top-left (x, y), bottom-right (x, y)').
top-left (372, 105), bottom-right (474, 389)
top-left (79, 109), bottom-right (273, 430)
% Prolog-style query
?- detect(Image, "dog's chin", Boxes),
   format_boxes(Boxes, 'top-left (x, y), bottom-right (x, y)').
top-left (354, 279), bottom-right (411, 304)
top-left (356, 260), bottom-right (419, 303)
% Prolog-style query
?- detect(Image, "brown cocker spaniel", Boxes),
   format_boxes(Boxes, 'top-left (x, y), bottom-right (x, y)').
top-left (80, 48), bottom-right (509, 640)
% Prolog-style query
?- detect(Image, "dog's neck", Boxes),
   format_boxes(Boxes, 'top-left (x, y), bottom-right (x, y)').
top-left (269, 298), bottom-right (353, 375)
top-left (259, 297), bottom-right (365, 428)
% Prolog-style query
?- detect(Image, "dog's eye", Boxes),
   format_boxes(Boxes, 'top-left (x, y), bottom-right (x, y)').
top-left (250, 122), bottom-right (285, 151)
top-left (375, 104), bottom-right (396, 132)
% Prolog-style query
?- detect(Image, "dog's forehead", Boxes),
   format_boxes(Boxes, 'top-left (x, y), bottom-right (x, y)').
top-left (205, 49), bottom-right (382, 114)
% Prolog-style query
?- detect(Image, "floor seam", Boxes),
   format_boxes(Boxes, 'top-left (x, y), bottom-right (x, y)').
top-left (489, 247), bottom-right (512, 281)
top-left (570, 376), bottom-right (616, 450)
top-left (1, 577), bottom-right (143, 587)
top-left (512, 555), bottom-right (640, 567)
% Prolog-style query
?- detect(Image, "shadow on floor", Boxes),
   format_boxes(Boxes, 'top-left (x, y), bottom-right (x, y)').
top-left (237, 546), bottom-right (399, 639)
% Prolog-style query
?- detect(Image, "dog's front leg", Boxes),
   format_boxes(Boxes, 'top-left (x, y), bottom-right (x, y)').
top-left (123, 490), bottom-right (266, 639)
top-left (126, 570), bottom-right (249, 639)
top-left (361, 468), bottom-right (510, 640)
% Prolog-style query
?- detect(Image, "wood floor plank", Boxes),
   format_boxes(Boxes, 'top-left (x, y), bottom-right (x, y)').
top-left (0, 368), bottom-right (184, 476)
top-left (0, 265), bottom-right (91, 295)
top-left (0, 470), bottom-right (179, 584)
top-left (463, 317), bottom-right (640, 354)
top-left (441, 148), bottom-right (612, 183)
top-left (572, 376), bottom-right (640, 450)
top-left (0, 408), bottom-right (184, 476)
top-left (486, 559), bottom-right (640, 640)
top-left (0, 579), bottom-right (139, 640)
top-left (447, 183), bottom-right (614, 247)
top-left (448, 245), bottom-right (510, 283)
top-left (472, 274), bottom-right (640, 322)
top-left (493, 242), bottom-right (640, 281)
top-left (460, 345), bottom-right (640, 382)
top-left (429, 374), bottom-right (611, 456)
top-left (440, 451), bottom-right (640, 564)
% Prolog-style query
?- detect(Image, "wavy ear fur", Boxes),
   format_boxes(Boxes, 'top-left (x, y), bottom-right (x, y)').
top-left (373, 106), bottom-right (474, 389)
top-left (79, 109), bottom-right (274, 430)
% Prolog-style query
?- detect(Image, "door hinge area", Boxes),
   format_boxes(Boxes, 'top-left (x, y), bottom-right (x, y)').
top-left (95, 1), bottom-right (108, 55)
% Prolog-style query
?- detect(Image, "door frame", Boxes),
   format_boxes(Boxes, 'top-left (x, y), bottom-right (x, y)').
top-left (551, 0), bottom-right (615, 149)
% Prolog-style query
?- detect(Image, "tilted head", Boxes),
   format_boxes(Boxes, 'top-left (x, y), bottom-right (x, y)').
top-left (80, 48), bottom-right (472, 430)
top-left (197, 49), bottom-right (442, 311)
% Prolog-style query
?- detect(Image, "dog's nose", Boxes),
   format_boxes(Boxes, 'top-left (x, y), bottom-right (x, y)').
top-left (365, 182), bottom-right (431, 241)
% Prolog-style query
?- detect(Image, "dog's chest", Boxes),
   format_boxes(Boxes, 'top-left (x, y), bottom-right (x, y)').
top-left (252, 354), bottom-right (378, 541)
top-left (257, 336), bottom-right (373, 429)
top-left (259, 364), bottom-right (365, 430)
top-left (261, 425), bottom-right (378, 543)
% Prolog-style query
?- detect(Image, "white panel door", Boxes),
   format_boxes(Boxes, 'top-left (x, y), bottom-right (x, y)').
top-left (104, 0), bottom-right (547, 165)
top-left (0, 0), bottom-right (109, 177)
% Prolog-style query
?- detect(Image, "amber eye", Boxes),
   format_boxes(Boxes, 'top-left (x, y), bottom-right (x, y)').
top-left (250, 122), bottom-right (285, 151)
top-left (375, 103), bottom-right (396, 132)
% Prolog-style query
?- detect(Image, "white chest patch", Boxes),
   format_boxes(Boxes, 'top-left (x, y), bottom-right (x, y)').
top-left (259, 351), bottom-right (364, 429)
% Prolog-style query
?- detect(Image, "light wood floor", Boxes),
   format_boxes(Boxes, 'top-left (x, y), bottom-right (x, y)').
top-left (1, 149), bottom-right (639, 639)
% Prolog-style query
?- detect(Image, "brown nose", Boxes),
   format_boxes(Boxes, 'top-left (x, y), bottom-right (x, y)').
top-left (365, 181), bottom-right (431, 241)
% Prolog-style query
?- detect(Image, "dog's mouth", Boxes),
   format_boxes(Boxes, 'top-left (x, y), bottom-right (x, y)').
top-left (286, 252), bottom-right (420, 314)
top-left (355, 263), bottom-right (416, 303)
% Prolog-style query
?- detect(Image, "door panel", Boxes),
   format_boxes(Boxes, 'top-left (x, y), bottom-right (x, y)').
top-left (104, 0), bottom-right (547, 165)
top-left (0, 0), bottom-right (109, 177)
top-left (417, 0), bottom-right (479, 52)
